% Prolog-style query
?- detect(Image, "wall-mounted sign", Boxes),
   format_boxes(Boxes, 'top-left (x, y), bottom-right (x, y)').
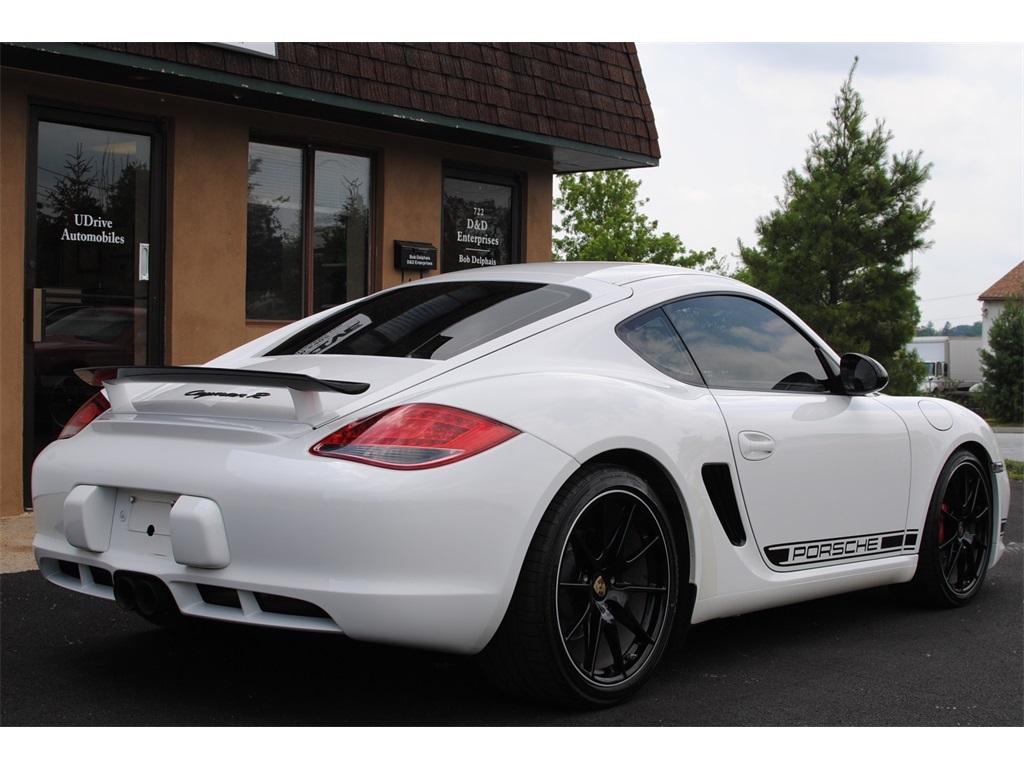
top-left (442, 173), bottom-right (518, 272)
top-left (394, 240), bottom-right (438, 271)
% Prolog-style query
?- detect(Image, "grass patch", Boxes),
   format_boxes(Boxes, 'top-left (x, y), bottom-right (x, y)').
top-left (1006, 459), bottom-right (1024, 482)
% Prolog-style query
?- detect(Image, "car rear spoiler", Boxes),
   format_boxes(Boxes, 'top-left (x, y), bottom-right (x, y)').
top-left (75, 366), bottom-right (370, 423)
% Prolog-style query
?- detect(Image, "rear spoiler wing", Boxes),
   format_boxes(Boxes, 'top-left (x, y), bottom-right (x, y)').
top-left (76, 366), bottom-right (370, 423)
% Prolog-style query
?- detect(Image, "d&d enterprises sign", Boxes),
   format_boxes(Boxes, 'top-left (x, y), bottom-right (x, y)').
top-left (441, 175), bottom-right (517, 272)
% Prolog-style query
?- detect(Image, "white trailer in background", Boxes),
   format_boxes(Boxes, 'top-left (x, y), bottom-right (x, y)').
top-left (907, 336), bottom-right (984, 392)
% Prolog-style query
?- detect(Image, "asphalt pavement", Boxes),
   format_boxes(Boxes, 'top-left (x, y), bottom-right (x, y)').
top-left (2, 484), bottom-right (1021, 727)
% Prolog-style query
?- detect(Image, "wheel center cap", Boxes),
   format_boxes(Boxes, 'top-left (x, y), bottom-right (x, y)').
top-left (592, 575), bottom-right (607, 599)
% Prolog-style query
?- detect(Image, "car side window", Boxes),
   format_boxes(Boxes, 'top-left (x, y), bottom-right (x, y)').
top-left (616, 308), bottom-right (704, 386)
top-left (663, 295), bottom-right (828, 392)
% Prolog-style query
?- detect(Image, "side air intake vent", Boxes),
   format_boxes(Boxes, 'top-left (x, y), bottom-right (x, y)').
top-left (702, 463), bottom-right (747, 546)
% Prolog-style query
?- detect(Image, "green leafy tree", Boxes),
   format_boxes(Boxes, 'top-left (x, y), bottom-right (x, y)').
top-left (554, 170), bottom-right (719, 270)
top-left (979, 299), bottom-right (1023, 423)
top-left (738, 59), bottom-right (933, 395)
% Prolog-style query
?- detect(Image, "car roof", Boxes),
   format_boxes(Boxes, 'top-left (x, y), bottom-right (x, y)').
top-left (414, 260), bottom-right (736, 289)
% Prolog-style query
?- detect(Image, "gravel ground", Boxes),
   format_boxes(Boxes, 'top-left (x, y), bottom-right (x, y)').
top-left (1, 514), bottom-right (36, 574)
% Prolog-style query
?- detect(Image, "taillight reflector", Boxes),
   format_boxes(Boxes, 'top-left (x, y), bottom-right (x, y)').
top-left (58, 392), bottom-right (110, 439)
top-left (311, 404), bottom-right (519, 469)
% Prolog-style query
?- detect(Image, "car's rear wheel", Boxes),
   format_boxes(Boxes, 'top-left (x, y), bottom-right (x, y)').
top-left (909, 450), bottom-right (993, 607)
top-left (480, 464), bottom-right (681, 707)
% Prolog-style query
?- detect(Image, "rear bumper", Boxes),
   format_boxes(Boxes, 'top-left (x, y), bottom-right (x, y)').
top-left (33, 429), bottom-right (577, 653)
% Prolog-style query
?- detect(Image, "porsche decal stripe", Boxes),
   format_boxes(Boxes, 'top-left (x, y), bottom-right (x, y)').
top-left (765, 530), bottom-right (919, 567)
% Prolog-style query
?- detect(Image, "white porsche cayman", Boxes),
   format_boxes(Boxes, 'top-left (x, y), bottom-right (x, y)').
top-left (33, 262), bottom-right (1010, 707)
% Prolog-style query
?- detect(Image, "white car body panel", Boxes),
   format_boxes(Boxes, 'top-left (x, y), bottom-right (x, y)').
top-left (34, 424), bottom-right (578, 652)
top-left (32, 262), bottom-right (1011, 661)
top-left (711, 388), bottom-right (913, 564)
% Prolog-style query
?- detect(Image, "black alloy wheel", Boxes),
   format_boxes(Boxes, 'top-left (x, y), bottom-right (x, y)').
top-left (910, 450), bottom-right (993, 607)
top-left (556, 487), bottom-right (672, 687)
top-left (480, 464), bottom-right (682, 707)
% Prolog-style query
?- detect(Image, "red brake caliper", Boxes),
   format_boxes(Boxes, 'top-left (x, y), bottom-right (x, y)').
top-left (938, 503), bottom-right (949, 544)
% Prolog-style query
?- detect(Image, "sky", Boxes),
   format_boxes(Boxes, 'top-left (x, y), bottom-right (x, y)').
top-left (628, 42), bottom-right (1023, 330)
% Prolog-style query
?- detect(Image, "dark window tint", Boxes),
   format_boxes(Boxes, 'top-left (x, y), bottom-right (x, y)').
top-left (663, 295), bottom-right (828, 392)
top-left (616, 309), bottom-right (703, 385)
top-left (269, 281), bottom-right (589, 360)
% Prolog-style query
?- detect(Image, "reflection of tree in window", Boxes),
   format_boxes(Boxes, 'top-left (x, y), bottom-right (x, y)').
top-left (37, 140), bottom-right (148, 296)
top-left (41, 144), bottom-right (102, 223)
top-left (246, 151), bottom-right (302, 319)
top-left (314, 175), bottom-right (369, 311)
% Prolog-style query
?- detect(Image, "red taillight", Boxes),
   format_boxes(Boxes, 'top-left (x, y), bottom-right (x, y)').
top-left (58, 392), bottom-right (110, 439)
top-left (311, 403), bottom-right (520, 469)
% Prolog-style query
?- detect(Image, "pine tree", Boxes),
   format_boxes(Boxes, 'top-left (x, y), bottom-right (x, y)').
top-left (979, 299), bottom-right (1023, 423)
top-left (738, 59), bottom-right (933, 395)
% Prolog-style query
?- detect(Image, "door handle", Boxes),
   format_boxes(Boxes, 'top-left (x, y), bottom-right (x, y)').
top-left (738, 431), bottom-right (776, 461)
top-left (139, 243), bottom-right (150, 281)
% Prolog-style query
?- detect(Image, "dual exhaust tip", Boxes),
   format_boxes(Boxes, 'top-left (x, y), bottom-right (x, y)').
top-left (113, 573), bottom-right (172, 618)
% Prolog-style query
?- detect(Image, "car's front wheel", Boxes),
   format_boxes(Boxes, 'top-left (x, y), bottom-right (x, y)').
top-left (909, 450), bottom-right (993, 607)
top-left (481, 464), bottom-right (682, 707)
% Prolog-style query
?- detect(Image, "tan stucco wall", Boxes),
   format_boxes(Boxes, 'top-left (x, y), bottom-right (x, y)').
top-left (165, 106), bottom-right (250, 364)
top-left (0, 68), bottom-right (554, 514)
top-left (0, 71), bottom-right (29, 515)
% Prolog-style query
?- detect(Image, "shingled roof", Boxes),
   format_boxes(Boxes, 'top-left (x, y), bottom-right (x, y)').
top-left (3, 42), bottom-right (660, 173)
top-left (979, 261), bottom-right (1024, 301)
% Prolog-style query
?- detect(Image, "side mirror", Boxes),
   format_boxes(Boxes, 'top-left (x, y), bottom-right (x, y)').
top-left (839, 353), bottom-right (889, 394)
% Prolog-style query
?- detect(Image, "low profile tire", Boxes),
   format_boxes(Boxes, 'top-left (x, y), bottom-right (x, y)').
top-left (909, 450), bottom-right (993, 608)
top-left (480, 464), bottom-right (681, 708)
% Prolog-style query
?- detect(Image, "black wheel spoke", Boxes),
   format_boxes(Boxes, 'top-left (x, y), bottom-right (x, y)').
top-left (618, 582), bottom-right (667, 595)
top-left (605, 504), bottom-right (635, 565)
top-left (942, 539), bottom-right (963, 583)
top-left (600, 618), bottom-right (626, 678)
top-left (606, 599), bottom-right (656, 647)
top-left (562, 601), bottom-right (592, 644)
top-left (584, 610), bottom-right (603, 678)
top-left (624, 534), bottom-right (662, 566)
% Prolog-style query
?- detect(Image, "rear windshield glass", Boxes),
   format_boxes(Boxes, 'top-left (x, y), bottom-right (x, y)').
top-left (268, 281), bottom-right (589, 360)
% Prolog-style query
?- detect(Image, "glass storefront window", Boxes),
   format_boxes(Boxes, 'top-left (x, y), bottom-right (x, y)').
top-left (27, 114), bottom-right (161, 469)
top-left (247, 142), bottom-right (371, 320)
top-left (246, 143), bottom-right (303, 320)
top-left (442, 170), bottom-right (520, 272)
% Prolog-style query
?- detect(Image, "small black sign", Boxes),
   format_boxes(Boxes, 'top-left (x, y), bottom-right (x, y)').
top-left (394, 241), bottom-right (438, 271)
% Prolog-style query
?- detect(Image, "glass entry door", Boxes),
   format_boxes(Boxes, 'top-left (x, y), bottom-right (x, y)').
top-left (25, 111), bottom-right (164, 483)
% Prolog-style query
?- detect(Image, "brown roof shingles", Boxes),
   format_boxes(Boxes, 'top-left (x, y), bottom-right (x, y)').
top-left (979, 261), bottom-right (1024, 301)
top-left (88, 42), bottom-right (659, 161)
